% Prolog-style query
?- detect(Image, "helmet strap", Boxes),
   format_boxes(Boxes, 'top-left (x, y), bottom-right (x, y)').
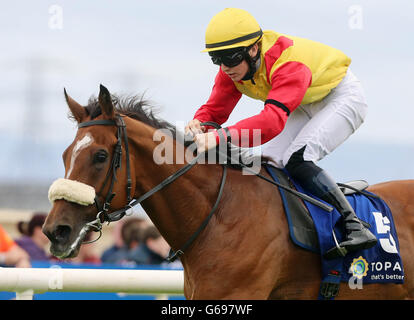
top-left (242, 48), bottom-right (261, 84)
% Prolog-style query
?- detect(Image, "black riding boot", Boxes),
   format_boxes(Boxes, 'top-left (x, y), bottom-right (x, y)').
top-left (285, 147), bottom-right (377, 257)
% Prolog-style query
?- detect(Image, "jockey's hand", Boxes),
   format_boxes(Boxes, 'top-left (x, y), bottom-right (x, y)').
top-left (193, 132), bottom-right (218, 154)
top-left (185, 119), bottom-right (206, 138)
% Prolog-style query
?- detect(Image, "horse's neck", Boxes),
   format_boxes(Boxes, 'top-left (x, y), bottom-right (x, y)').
top-left (126, 119), bottom-right (223, 251)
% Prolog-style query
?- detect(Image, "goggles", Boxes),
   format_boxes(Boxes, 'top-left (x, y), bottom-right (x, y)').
top-left (209, 48), bottom-right (247, 68)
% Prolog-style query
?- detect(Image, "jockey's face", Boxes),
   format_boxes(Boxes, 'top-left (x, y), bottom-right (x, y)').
top-left (221, 60), bottom-right (249, 82)
top-left (220, 44), bottom-right (258, 82)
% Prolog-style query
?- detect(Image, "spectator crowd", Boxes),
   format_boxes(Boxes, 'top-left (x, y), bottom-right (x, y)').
top-left (0, 212), bottom-right (182, 269)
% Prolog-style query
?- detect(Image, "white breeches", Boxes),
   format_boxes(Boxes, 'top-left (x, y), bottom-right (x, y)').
top-left (261, 69), bottom-right (368, 168)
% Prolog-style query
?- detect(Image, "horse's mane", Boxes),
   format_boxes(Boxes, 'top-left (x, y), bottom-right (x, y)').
top-left (77, 94), bottom-right (269, 163)
top-left (80, 94), bottom-right (186, 143)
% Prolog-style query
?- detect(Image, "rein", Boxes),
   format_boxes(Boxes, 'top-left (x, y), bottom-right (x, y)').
top-left (75, 117), bottom-right (331, 261)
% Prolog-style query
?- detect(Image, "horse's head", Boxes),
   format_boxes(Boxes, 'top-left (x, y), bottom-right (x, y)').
top-left (43, 85), bottom-right (134, 259)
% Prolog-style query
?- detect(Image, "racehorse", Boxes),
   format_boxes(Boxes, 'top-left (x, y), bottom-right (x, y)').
top-left (43, 85), bottom-right (414, 299)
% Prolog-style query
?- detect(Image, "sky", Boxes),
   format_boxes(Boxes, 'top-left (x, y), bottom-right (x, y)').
top-left (0, 0), bottom-right (414, 186)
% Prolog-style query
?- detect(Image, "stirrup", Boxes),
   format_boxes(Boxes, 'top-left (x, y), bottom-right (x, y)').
top-left (323, 229), bottom-right (348, 260)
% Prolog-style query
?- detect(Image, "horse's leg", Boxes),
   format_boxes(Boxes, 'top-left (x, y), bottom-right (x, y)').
top-left (183, 262), bottom-right (276, 300)
top-left (182, 235), bottom-right (283, 300)
top-left (267, 247), bottom-right (322, 299)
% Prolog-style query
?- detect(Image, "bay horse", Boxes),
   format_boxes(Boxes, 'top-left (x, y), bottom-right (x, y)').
top-left (43, 85), bottom-right (414, 299)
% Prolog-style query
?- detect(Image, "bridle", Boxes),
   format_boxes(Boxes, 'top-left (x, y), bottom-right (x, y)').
top-left (75, 115), bottom-right (228, 261)
top-left (75, 115), bottom-right (332, 261)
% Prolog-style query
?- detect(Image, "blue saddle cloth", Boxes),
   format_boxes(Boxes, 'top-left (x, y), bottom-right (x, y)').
top-left (264, 164), bottom-right (404, 298)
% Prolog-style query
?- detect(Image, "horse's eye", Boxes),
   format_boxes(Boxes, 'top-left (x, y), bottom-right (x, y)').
top-left (94, 151), bottom-right (108, 163)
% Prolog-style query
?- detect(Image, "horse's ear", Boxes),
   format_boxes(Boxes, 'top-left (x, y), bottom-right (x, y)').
top-left (98, 84), bottom-right (115, 119)
top-left (64, 88), bottom-right (86, 123)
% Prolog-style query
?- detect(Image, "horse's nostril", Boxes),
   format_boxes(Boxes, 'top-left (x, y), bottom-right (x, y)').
top-left (53, 225), bottom-right (72, 243)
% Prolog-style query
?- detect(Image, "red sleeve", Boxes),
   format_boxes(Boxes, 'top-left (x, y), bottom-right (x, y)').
top-left (266, 61), bottom-right (312, 112)
top-left (193, 68), bottom-right (242, 129)
top-left (218, 61), bottom-right (312, 147)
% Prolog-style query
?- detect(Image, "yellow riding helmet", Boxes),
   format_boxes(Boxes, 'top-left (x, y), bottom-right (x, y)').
top-left (202, 8), bottom-right (263, 52)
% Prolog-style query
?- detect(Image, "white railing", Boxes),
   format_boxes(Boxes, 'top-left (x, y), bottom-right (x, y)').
top-left (0, 267), bottom-right (184, 300)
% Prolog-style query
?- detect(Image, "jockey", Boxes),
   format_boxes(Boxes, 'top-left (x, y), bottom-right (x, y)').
top-left (185, 8), bottom-right (377, 257)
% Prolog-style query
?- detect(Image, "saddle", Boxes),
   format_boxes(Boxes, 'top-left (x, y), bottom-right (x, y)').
top-left (263, 163), bottom-right (370, 252)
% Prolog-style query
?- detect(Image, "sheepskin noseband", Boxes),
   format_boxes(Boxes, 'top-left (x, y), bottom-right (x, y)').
top-left (48, 178), bottom-right (96, 206)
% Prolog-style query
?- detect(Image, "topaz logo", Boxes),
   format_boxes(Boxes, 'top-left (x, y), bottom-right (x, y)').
top-left (350, 256), bottom-right (369, 279)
